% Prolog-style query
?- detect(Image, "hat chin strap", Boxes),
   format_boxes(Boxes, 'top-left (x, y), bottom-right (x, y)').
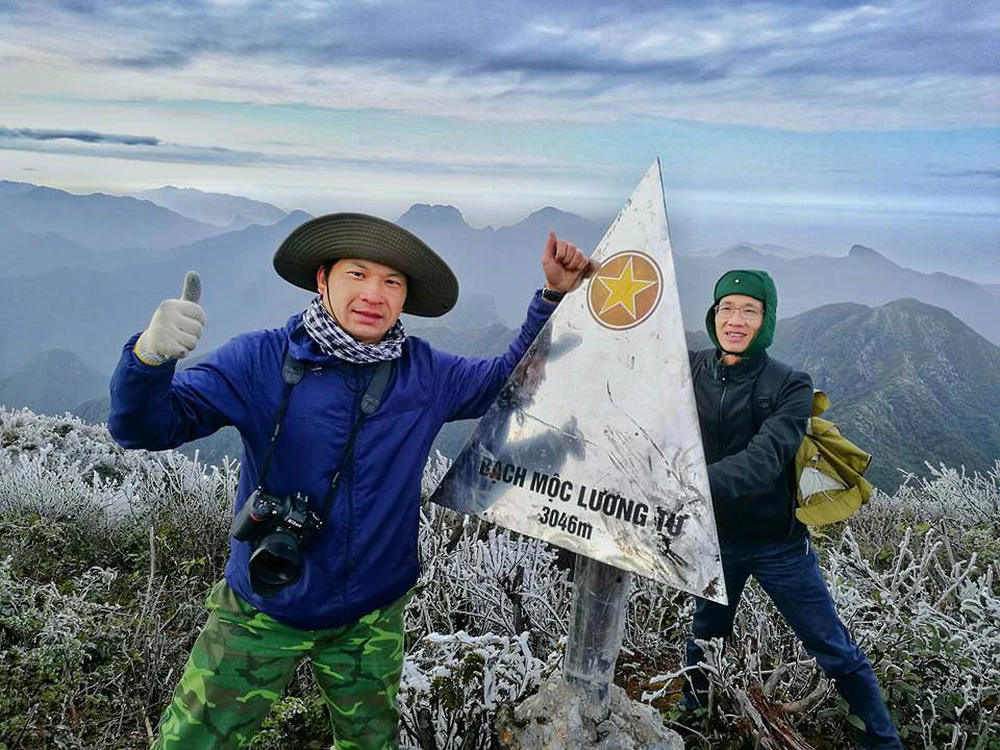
top-left (319, 272), bottom-right (346, 332)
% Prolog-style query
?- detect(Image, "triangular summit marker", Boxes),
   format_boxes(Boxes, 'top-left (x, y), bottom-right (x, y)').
top-left (430, 160), bottom-right (726, 602)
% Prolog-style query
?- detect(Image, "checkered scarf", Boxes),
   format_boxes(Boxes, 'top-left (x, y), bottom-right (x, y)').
top-left (302, 296), bottom-right (405, 363)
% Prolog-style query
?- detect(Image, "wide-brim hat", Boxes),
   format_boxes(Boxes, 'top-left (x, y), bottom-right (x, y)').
top-left (273, 213), bottom-right (459, 317)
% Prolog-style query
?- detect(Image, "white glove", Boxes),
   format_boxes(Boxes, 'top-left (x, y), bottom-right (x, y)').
top-left (134, 271), bottom-right (206, 366)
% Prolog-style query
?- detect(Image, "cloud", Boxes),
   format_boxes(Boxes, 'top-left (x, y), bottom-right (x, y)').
top-left (69, 1), bottom-right (999, 83)
top-left (929, 169), bottom-right (1000, 180)
top-left (0, 127), bottom-right (160, 146)
top-left (109, 48), bottom-right (192, 70)
top-left (1, 0), bottom-right (997, 130)
top-left (0, 126), bottom-right (591, 177)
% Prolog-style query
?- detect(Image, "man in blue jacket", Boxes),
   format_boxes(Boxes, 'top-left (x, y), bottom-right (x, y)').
top-left (683, 270), bottom-right (901, 749)
top-left (109, 213), bottom-right (589, 749)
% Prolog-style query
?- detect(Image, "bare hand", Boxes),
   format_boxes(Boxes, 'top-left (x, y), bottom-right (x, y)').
top-left (541, 231), bottom-right (591, 293)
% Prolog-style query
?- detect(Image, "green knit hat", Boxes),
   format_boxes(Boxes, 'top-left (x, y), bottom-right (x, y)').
top-left (705, 269), bottom-right (777, 357)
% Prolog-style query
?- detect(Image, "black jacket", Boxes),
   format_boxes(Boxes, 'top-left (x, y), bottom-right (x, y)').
top-left (690, 349), bottom-right (813, 544)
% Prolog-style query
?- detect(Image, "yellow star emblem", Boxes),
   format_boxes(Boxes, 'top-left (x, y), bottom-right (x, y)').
top-left (595, 256), bottom-right (657, 319)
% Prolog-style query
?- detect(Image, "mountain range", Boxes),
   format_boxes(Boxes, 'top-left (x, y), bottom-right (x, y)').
top-left (673, 244), bottom-right (1000, 352)
top-left (0, 181), bottom-right (231, 253)
top-left (0, 349), bottom-right (107, 416)
top-left (399, 204), bottom-right (1000, 346)
top-left (131, 186), bottom-right (287, 227)
top-left (770, 299), bottom-right (1000, 489)
top-left (1, 179), bottom-right (997, 489)
top-left (2, 182), bottom-right (998, 384)
top-left (689, 241), bottom-right (817, 260)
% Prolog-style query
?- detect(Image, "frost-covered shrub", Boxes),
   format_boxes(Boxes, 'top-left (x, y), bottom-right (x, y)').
top-left (0, 558), bottom-right (129, 748)
top-left (411, 503), bottom-right (573, 650)
top-left (0, 408), bottom-right (237, 586)
top-left (398, 631), bottom-right (557, 750)
top-left (825, 527), bottom-right (1000, 748)
top-left (0, 408), bottom-right (239, 747)
top-left (2, 406), bottom-right (1000, 749)
top-left (402, 499), bottom-right (573, 746)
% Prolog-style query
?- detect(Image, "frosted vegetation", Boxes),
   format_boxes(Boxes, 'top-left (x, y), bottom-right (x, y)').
top-left (1, 407), bottom-right (998, 749)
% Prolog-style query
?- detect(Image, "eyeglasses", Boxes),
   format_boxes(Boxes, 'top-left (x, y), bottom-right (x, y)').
top-left (716, 304), bottom-right (763, 322)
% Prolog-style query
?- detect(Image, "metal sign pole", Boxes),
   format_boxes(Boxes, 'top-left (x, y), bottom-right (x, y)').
top-left (564, 555), bottom-right (632, 704)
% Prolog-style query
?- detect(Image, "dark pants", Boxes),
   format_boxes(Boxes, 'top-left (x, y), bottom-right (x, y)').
top-left (685, 534), bottom-right (902, 749)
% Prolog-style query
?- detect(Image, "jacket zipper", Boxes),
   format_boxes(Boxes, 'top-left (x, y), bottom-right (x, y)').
top-left (342, 366), bottom-right (363, 600)
top-left (718, 372), bottom-right (728, 457)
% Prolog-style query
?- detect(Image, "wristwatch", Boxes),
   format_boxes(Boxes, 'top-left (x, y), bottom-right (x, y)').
top-left (541, 287), bottom-right (566, 304)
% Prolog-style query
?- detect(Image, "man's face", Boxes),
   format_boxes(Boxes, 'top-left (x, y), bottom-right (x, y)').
top-left (316, 258), bottom-right (407, 344)
top-left (714, 293), bottom-right (764, 355)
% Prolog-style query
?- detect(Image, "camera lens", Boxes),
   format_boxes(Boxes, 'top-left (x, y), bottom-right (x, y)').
top-left (248, 530), bottom-right (302, 593)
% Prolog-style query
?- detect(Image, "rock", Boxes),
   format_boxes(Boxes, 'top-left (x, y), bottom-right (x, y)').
top-left (495, 676), bottom-right (684, 750)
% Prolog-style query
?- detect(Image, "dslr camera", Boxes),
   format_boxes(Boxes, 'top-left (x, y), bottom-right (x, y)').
top-left (230, 490), bottom-right (323, 596)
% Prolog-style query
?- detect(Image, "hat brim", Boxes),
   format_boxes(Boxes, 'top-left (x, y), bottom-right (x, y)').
top-left (273, 213), bottom-right (458, 317)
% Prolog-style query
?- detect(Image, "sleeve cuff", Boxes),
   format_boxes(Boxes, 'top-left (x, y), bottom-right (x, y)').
top-left (539, 287), bottom-right (566, 304)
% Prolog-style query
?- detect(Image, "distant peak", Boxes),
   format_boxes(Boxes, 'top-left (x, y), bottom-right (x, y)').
top-left (720, 244), bottom-right (764, 259)
top-left (399, 204), bottom-right (465, 223)
top-left (526, 206), bottom-right (586, 222)
top-left (882, 297), bottom-right (945, 314)
top-left (23, 348), bottom-right (87, 368)
top-left (848, 244), bottom-right (882, 259)
top-left (141, 185), bottom-right (201, 196)
top-left (284, 209), bottom-right (313, 223)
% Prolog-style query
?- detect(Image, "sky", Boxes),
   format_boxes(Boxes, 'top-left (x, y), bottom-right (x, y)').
top-left (0, 0), bottom-right (997, 279)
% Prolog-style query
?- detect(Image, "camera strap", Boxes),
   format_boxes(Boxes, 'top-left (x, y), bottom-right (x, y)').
top-left (255, 350), bottom-right (306, 490)
top-left (256, 348), bottom-right (394, 521)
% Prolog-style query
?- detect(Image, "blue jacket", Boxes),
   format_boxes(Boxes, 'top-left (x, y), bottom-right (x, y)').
top-left (110, 292), bottom-right (555, 629)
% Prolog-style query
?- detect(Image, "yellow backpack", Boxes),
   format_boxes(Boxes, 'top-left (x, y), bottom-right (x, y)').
top-left (794, 390), bottom-right (873, 525)
top-left (748, 356), bottom-right (874, 526)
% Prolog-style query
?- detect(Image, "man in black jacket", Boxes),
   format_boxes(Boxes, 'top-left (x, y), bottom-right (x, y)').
top-left (684, 269), bottom-right (901, 749)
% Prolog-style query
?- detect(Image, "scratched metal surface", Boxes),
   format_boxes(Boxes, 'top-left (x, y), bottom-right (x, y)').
top-left (430, 160), bottom-right (726, 603)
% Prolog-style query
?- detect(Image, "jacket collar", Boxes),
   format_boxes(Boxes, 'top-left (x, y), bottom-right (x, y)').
top-left (283, 312), bottom-right (410, 366)
top-left (714, 349), bottom-right (769, 381)
top-left (284, 313), bottom-right (335, 365)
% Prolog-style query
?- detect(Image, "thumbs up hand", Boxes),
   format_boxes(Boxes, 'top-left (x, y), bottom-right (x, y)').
top-left (134, 271), bottom-right (207, 366)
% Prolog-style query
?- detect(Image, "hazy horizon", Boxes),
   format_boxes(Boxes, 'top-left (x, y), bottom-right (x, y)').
top-left (6, 173), bottom-right (998, 284)
top-left (1, 1), bottom-right (996, 280)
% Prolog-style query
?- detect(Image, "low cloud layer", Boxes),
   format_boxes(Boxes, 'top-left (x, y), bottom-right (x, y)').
top-left (0, 127), bottom-right (587, 177)
top-left (0, 127), bottom-right (160, 146)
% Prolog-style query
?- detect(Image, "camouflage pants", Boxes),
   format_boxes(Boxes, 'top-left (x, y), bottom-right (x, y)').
top-left (152, 581), bottom-right (406, 750)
